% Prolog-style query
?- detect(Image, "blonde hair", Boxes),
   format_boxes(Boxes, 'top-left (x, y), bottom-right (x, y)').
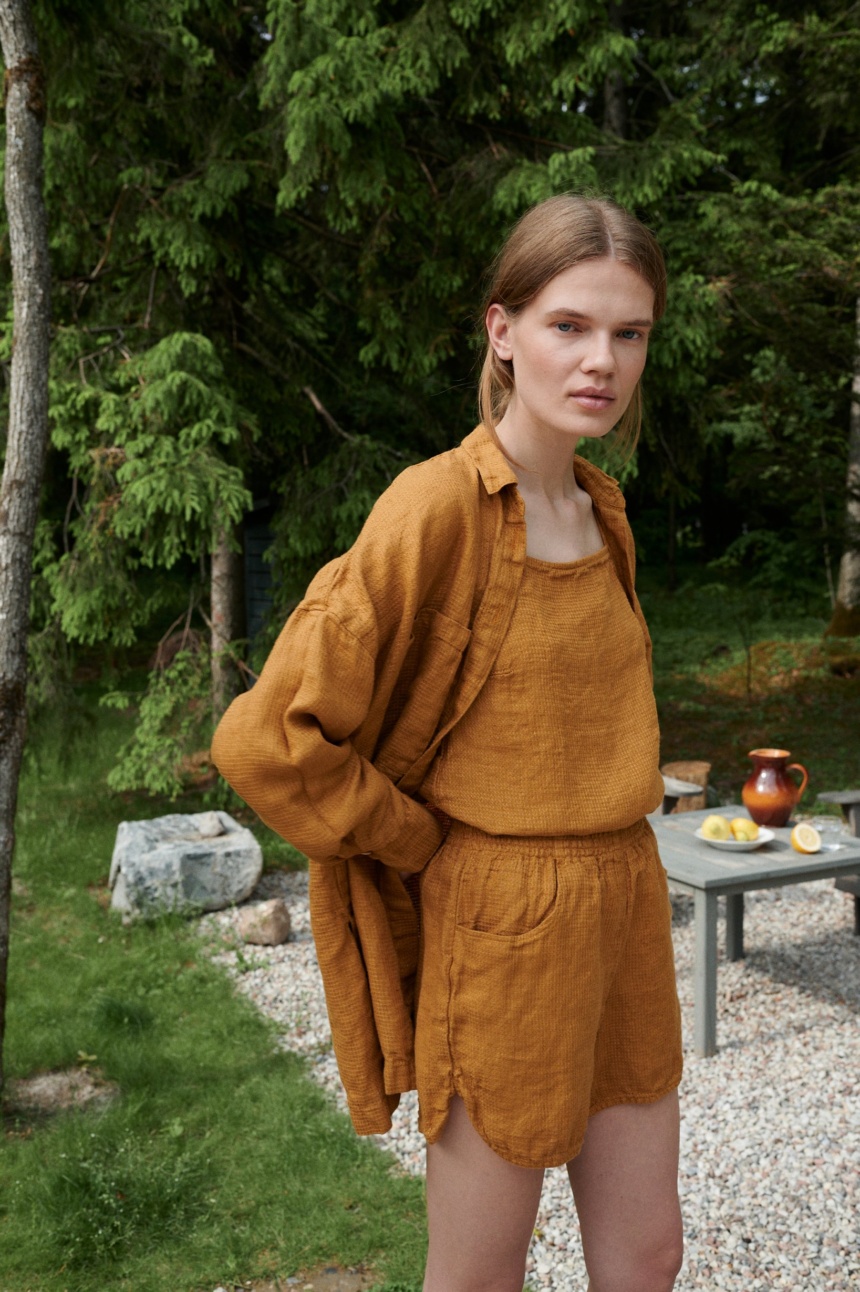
top-left (478, 194), bottom-right (666, 459)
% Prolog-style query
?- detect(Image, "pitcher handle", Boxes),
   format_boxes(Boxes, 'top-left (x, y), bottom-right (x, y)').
top-left (788, 763), bottom-right (809, 803)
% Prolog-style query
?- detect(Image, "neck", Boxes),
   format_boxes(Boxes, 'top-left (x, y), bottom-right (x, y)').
top-left (494, 405), bottom-right (582, 502)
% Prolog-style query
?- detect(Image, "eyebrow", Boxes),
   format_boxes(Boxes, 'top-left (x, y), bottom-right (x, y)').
top-left (545, 308), bottom-right (654, 328)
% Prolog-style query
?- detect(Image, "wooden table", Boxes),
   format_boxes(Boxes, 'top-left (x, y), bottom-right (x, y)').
top-left (648, 805), bottom-right (860, 1058)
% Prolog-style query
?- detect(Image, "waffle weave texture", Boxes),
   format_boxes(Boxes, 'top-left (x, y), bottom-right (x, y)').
top-left (416, 819), bottom-right (682, 1167)
top-left (422, 548), bottom-right (664, 834)
top-left (212, 426), bottom-right (661, 1137)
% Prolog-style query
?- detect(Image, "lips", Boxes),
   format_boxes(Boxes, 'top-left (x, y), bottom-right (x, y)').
top-left (571, 387), bottom-right (615, 409)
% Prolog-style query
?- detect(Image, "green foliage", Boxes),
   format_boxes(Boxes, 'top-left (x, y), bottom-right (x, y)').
top-left (703, 344), bottom-right (847, 592)
top-left (270, 432), bottom-right (421, 608)
top-left (260, 0), bottom-right (858, 591)
top-left (642, 575), bottom-right (860, 803)
top-left (97, 333), bottom-right (253, 568)
top-left (262, 0), bottom-right (722, 383)
top-left (101, 648), bottom-right (212, 798)
top-left (42, 332), bottom-right (253, 648)
top-left (3, 0), bottom-right (858, 702)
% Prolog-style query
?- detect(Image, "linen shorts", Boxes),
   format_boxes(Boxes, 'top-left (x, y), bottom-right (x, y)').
top-left (414, 817), bottom-right (683, 1169)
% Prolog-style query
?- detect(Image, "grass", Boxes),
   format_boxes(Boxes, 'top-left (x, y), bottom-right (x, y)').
top-left (643, 580), bottom-right (860, 805)
top-left (0, 702), bottom-right (427, 1292)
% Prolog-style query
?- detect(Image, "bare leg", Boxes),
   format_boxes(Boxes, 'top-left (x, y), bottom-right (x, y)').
top-left (568, 1090), bottom-right (682, 1292)
top-left (424, 1095), bottom-right (545, 1292)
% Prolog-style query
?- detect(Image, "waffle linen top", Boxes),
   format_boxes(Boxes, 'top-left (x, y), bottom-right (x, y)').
top-left (422, 547), bottom-right (664, 834)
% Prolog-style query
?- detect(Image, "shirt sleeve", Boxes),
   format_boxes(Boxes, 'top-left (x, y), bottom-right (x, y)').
top-left (210, 601), bottom-right (445, 873)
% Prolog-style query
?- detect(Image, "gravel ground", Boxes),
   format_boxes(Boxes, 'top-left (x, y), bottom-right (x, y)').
top-left (201, 821), bottom-right (860, 1291)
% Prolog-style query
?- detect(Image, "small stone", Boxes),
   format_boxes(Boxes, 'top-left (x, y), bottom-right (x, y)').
top-left (195, 810), bottom-right (226, 838)
top-left (237, 898), bottom-right (292, 946)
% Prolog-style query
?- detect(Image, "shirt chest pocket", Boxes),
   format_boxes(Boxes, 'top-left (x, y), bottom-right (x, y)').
top-left (373, 608), bottom-right (471, 785)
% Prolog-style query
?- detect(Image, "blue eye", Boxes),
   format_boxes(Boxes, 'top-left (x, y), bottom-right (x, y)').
top-left (620, 329), bottom-right (642, 341)
top-left (556, 322), bottom-right (573, 333)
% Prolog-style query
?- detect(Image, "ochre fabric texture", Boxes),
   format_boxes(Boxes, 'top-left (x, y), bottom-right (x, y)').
top-left (212, 426), bottom-right (659, 1137)
top-left (416, 819), bottom-right (682, 1168)
top-left (415, 550), bottom-right (678, 1165)
top-left (422, 548), bottom-right (664, 835)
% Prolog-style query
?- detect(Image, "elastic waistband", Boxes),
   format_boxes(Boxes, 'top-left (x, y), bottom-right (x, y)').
top-left (446, 816), bottom-right (654, 860)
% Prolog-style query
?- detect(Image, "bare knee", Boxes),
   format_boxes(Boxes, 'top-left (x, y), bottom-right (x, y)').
top-left (638, 1226), bottom-right (684, 1292)
top-left (589, 1224), bottom-right (683, 1292)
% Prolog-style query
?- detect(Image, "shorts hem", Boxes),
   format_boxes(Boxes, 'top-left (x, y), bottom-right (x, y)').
top-left (419, 1096), bottom-right (452, 1148)
top-left (426, 1079), bottom-right (585, 1170)
top-left (420, 1071), bottom-right (682, 1169)
top-left (587, 1070), bottom-right (683, 1122)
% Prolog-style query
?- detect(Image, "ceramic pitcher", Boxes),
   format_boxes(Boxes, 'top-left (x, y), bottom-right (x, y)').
top-left (741, 748), bottom-right (809, 827)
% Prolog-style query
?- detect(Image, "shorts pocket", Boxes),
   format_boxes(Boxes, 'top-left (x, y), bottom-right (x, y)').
top-left (446, 861), bottom-right (600, 1164)
top-left (455, 854), bottom-right (560, 941)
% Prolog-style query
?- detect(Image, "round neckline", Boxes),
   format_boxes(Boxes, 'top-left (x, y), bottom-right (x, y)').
top-left (524, 544), bottom-right (609, 573)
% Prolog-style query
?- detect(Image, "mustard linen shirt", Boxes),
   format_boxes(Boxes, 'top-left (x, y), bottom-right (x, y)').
top-left (212, 426), bottom-right (656, 1136)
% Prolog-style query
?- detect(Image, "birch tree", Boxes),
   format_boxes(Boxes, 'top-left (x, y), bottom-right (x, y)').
top-left (0, 0), bottom-right (50, 1089)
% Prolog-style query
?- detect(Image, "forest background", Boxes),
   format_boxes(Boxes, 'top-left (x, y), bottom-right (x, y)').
top-left (2, 0), bottom-right (859, 795)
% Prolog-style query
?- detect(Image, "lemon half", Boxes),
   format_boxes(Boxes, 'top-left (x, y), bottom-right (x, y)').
top-left (790, 823), bottom-right (821, 854)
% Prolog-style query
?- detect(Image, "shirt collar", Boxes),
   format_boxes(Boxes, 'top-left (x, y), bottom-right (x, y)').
top-left (460, 424), bottom-right (627, 511)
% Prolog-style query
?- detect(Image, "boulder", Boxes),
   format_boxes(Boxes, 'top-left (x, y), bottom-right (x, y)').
top-left (109, 811), bottom-right (263, 917)
top-left (237, 898), bottom-right (292, 946)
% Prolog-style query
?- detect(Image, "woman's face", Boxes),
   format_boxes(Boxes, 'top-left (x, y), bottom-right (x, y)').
top-left (486, 257), bottom-right (655, 448)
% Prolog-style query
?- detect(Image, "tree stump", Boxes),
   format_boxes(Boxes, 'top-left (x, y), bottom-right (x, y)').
top-left (660, 760), bottom-right (711, 813)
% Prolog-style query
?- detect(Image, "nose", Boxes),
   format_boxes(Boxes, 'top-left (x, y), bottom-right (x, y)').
top-left (580, 329), bottom-right (616, 375)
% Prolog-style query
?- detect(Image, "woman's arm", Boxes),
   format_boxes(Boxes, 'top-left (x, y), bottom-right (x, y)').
top-left (211, 598), bottom-right (445, 873)
top-left (213, 445), bottom-right (485, 871)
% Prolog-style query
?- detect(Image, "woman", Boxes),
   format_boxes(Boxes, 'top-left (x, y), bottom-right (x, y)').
top-left (212, 194), bottom-right (683, 1292)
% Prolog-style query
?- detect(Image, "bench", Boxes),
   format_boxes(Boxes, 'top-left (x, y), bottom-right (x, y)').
top-left (661, 774), bottom-right (704, 814)
top-left (817, 790), bottom-right (860, 935)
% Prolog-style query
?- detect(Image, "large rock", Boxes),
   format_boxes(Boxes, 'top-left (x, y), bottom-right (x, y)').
top-left (109, 811), bottom-right (263, 917)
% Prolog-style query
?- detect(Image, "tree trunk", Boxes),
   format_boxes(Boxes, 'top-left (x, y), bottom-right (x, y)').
top-left (0, 0), bottom-right (51, 1092)
top-left (210, 523), bottom-right (243, 722)
top-left (603, 1), bottom-right (629, 139)
top-left (827, 297), bottom-right (860, 636)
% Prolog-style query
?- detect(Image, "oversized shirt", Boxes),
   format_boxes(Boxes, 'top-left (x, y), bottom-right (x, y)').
top-left (211, 425), bottom-right (653, 1135)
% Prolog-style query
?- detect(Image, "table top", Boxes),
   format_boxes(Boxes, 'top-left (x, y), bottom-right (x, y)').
top-left (649, 805), bottom-right (860, 894)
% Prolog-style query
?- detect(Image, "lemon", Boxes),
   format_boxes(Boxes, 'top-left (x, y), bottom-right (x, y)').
top-left (730, 817), bottom-right (759, 842)
top-left (701, 814), bottom-right (731, 841)
top-left (790, 823), bottom-right (821, 854)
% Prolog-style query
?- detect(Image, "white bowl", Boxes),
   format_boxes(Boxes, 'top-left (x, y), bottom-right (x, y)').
top-left (694, 827), bottom-right (775, 852)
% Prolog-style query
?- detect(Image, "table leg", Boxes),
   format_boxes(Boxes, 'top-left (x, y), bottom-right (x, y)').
top-left (694, 890), bottom-right (718, 1058)
top-left (726, 893), bottom-right (744, 960)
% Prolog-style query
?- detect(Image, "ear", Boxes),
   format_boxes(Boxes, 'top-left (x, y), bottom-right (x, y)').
top-left (485, 303), bottom-right (514, 362)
